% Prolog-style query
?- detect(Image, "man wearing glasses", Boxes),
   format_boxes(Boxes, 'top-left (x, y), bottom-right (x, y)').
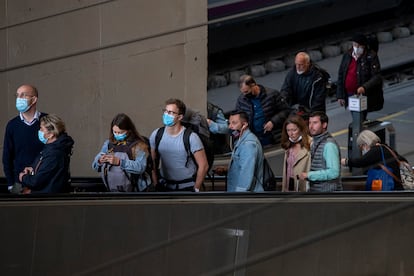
top-left (149, 98), bottom-right (209, 192)
top-left (2, 84), bottom-right (47, 193)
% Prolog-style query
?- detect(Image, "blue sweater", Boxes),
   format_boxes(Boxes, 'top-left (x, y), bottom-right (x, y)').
top-left (2, 114), bottom-right (46, 186)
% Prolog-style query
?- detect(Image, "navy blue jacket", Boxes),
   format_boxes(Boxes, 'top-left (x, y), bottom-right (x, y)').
top-left (21, 132), bottom-right (74, 193)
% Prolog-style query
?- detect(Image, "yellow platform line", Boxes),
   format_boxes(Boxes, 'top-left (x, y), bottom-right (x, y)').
top-left (331, 111), bottom-right (406, 137)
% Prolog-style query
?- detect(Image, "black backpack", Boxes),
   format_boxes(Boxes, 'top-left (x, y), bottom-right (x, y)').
top-left (179, 108), bottom-right (214, 170)
top-left (263, 158), bottom-right (277, 191)
top-left (207, 102), bottom-right (231, 154)
top-left (138, 136), bottom-right (155, 190)
top-left (366, 33), bottom-right (379, 53)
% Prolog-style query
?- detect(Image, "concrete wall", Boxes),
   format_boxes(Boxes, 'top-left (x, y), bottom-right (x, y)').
top-left (0, 0), bottom-right (208, 177)
top-left (1, 193), bottom-right (414, 275)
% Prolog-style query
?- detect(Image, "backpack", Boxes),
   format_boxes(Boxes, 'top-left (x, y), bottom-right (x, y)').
top-left (207, 102), bottom-right (231, 154)
top-left (366, 33), bottom-right (379, 53)
top-left (313, 63), bottom-right (333, 96)
top-left (180, 108), bottom-right (214, 170)
top-left (207, 102), bottom-right (222, 122)
top-left (263, 158), bottom-right (277, 191)
top-left (101, 139), bottom-right (152, 192)
top-left (139, 136), bottom-right (155, 190)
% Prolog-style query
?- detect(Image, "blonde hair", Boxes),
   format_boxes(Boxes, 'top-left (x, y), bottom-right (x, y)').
top-left (357, 130), bottom-right (381, 147)
top-left (40, 114), bottom-right (66, 138)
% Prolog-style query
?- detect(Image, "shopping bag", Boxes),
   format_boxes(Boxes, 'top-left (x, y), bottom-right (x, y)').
top-left (366, 166), bottom-right (395, 191)
top-left (365, 145), bottom-right (396, 191)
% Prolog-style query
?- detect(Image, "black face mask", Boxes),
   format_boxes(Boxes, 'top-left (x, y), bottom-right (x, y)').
top-left (231, 129), bottom-right (241, 139)
top-left (245, 92), bottom-right (255, 99)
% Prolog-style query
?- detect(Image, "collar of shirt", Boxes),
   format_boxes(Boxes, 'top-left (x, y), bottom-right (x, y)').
top-left (20, 110), bottom-right (41, 126)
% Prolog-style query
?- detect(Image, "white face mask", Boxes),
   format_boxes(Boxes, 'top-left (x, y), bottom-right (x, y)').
top-left (289, 135), bottom-right (302, 143)
top-left (353, 46), bottom-right (364, 57)
top-left (361, 145), bottom-right (369, 155)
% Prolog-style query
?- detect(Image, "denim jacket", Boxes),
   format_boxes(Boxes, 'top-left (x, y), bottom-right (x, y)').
top-left (227, 129), bottom-right (264, 192)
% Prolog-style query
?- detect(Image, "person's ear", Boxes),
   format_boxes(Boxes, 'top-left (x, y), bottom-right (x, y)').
top-left (31, 96), bottom-right (38, 105)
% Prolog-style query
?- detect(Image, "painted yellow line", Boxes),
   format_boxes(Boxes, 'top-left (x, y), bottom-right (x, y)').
top-left (331, 111), bottom-right (407, 137)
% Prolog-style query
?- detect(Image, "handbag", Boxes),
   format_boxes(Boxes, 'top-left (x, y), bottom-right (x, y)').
top-left (365, 146), bottom-right (397, 191)
top-left (383, 145), bottom-right (414, 190)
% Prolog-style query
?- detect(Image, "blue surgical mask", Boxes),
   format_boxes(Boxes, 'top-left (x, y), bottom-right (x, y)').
top-left (162, 113), bottom-right (176, 127)
top-left (16, 98), bottom-right (31, 113)
top-left (38, 130), bottom-right (48, 144)
top-left (113, 132), bottom-right (127, 141)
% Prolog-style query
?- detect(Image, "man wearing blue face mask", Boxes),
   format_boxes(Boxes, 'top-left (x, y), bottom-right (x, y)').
top-left (2, 84), bottom-right (47, 193)
top-left (149, 98), bottom-right (209, 192)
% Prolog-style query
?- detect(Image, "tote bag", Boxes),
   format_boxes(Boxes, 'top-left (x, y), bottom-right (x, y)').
top-left (383, 144), bottom-right (414, 190)
top-left (365, 146), bottom-right (396, 191)
top-left (366, 166), bottom-right (395, 191)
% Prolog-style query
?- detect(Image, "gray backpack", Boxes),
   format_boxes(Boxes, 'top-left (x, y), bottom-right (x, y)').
top-left (101, 141), bottom-right (149, 192)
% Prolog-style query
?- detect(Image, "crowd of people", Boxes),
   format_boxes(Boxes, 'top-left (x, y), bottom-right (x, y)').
top-left (2, 33), bottom-right (409, 194)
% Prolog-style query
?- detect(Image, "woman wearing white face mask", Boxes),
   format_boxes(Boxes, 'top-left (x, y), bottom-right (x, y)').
top-left (280, 115), bottom-right (312, 192)
top-left (341, 130), bottom-right (407, 190)
top-left (336, 33), bottom-right (384, 121)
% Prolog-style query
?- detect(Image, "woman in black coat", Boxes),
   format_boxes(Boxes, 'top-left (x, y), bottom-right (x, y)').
top-left (341, 130), bottom-right (406, 190)
top-left (19, 114), bottom-right (74, 193)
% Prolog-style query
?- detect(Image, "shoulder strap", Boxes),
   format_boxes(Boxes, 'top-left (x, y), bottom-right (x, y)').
top-left (378, 145), bottom-right (400, 183)
top-left (382, 144), bottom-right (401, 165)
top-left (183, 127), bottom-right (193, 167)
top-left (378, 164), bottom-right (400, 183)
top-left (127, 140), bottom-right (139, 160)
top-left (155, 127), bottom-right (165, 153)
top-left (154, 127), bottom-right (165, 172)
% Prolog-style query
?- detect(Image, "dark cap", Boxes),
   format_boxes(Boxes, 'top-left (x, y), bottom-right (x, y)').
top-left (351, 33), bottom-right (368, 46)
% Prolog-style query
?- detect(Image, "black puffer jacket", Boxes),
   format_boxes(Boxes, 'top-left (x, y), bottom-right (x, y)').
top-left (21, 132), bottom-right (74, 193)
top-left (336, 49), bottom-right (383, 112)
top-left (235, 85), bottom-right (290, 142)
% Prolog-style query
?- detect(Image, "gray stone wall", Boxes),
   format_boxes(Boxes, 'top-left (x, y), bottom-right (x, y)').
top-left (0, 0), bottom-right (207, 177)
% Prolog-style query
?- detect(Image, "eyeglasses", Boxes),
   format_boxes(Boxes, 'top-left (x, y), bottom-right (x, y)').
top-left (15, 93), bottom-right (35, 98)
top-left (162, 109), bottom-right (179, 116)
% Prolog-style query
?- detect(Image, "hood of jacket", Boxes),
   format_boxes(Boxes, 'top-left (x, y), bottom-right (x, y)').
top-left (45, 132), bottom-right (74, 155)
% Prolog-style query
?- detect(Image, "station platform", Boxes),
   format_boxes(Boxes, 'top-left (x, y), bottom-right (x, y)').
top-left (208, 32), bottom-right (414, 175)
top-left (208, 32), bottom-right (414, 113)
